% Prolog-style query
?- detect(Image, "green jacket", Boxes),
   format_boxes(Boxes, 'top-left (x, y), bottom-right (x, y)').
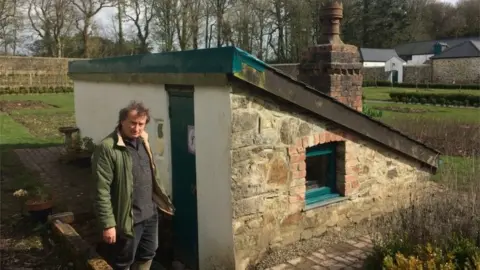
top-left (91, 129), bottom-right (175, 237)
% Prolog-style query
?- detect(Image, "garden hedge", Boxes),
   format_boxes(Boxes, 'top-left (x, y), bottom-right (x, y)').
top-left (389, 92), bottom-right (480, 107)
top-left (364, 80), bottom-right (480, 90)
top-left (0, 86), bottom-right (73, 95)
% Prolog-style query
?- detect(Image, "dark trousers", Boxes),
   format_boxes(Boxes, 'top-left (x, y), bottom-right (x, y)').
top-left (98, 212), bottom-right (159, 270)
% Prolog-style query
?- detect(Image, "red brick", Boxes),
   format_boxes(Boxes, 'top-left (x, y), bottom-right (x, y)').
top-left (290, 153), bottom-right (306, 163)
top-left (288, 146), bottom-right (298, 155)
top-left (290, 162), bottom-right (299, 171)
top-left (351, 178), bottom-right (360, 189)
top-left (289, 194), bottom-right (306, 203)
top-left (298, 161), bottom-right (306, 171)
top-left (324, 132), bottom-right (332, 143)
top-left (345, 174), bottom-right (357, 184)
top-left (295, 138), bottom-right (303, 149)
top-left (289, 185), bottom-right (306, 195)
top-left (333, 130), bottom-right (345, 140)
top-left (292, 170), bottom-right (307, 179)
top-left (302, 137), bottom-right (310, 148)
top-left (314, 134), bottom-right (320, 145)
top-left (319, 132), bottom-right (326, 144)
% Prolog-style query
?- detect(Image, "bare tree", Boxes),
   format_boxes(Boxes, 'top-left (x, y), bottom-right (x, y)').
top-left (27, 0), bottom-right (75, 57)
top-left (0, 0), bottom-right (23, 54)
top-left (123, 0), bottom-right (154, 53)
top-left (72, 0), bottom-right (111, 57)
top-left (153, 0), bottom-right (177, 51)
top-left (210, 0), bottom-right (230, 47)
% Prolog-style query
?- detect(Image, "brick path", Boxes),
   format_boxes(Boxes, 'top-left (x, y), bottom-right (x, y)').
top-left (265, 236), bottom-right (373, 270)
top-left (14, 146), bottom-right (93, 215)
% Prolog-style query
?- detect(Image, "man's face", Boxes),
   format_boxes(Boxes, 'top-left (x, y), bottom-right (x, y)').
top-left (120, 110), bottom-right (147, 139)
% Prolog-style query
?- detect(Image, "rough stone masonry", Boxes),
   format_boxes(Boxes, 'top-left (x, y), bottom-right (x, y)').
top-left (229, 84), bottom-right (432, 269)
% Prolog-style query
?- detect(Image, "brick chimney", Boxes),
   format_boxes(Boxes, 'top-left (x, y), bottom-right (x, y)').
top-left (298, 0), bottom-right (363, 112)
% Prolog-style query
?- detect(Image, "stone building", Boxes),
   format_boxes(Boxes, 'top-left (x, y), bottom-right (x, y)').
top-left (431, 40), bottom-right (480, 85)
top-left (68, 1), bottom-right (440, 269)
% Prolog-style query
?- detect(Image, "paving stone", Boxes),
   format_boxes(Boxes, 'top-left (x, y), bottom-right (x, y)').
top-left (312, 266), bottom-right (328, 270)
top-left (267, 264), bottom-right (296, 270)
top-left (268, 235), bottom-right (373, 269)
top-left (14, 147), bottom-right (92, 215)
top-left (287, 257), bottom-right (304, 265)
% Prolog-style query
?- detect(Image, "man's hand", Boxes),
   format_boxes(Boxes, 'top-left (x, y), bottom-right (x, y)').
top-left (103, 227), bottom-right (116, 244)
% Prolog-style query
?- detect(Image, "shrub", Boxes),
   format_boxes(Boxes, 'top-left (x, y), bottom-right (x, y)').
top-left (363, 105), bottom-right (383, 118)
top-left (0, 86), bottom-right (73, 95)
top-left (364, 81), bottom-right (480, 90)
top-left (389, 92), bottom-right (480, 107)
top-left (366, 189), bottom-right (480, 270)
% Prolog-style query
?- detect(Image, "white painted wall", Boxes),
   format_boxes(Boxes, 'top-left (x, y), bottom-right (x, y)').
top-left (73, 81), bottom-right (173, 196)
top-left (363, 61), bottom-right (385, 67)
top-left (385, 57), bottom-right (405, 83)
top-left (406, 54), bottom-right (434, 65)
top-left (194, 85), bottom-right (235, 270)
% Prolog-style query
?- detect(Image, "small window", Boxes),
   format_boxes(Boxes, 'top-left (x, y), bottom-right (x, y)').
top-left (305, 142), bottom-right (340, 206)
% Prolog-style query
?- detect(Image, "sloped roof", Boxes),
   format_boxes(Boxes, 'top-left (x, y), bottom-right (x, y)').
top-left (395, 37), bottom-right (480, 56)
top-left (360, 48), bottom-right (400, 62)
top-left (68, 46), bottom-right (440, 169)
top-left (431, 40), bottom-right (480, 59)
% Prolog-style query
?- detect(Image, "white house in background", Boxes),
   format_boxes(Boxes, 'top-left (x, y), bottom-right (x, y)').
top-left (385, 56), bottom-right (406, 83)
top-left (360, 48), bottom-right (406, 83)
top-left (360, 48), bottom-right (402, 67)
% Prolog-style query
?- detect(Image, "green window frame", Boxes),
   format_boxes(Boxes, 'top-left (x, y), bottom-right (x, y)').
top-left (305, 143), bottom-right (340, 206)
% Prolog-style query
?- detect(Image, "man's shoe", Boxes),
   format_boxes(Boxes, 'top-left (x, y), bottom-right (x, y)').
top-left (131, 260), bottom-right (153, 270)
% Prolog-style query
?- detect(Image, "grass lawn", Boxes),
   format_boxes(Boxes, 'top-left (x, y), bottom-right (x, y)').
top-left (0, 93), bottom-right (75, 149)
top-left (366, 101), bottom-right (480, 124)
top-left (364, 87), bottom-right (480, 101)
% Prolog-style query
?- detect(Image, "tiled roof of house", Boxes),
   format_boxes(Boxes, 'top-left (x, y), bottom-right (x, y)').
top-left (431, 40), bottom-right (480, 59)
top-left (360, 48), bottom-right (400, 62)
top-left (394, 37), bottom-right (480, 56)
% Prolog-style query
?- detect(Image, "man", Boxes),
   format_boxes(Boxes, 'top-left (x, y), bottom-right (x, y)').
top-left (92, 101), bottom-right (175, 270)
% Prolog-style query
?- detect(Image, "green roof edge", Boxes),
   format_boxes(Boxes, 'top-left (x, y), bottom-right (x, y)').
top-left (68, 46), bottom-right (267, 75)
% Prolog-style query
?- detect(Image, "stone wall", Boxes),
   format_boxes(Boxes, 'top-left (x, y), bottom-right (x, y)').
top-left (433, 58), bottom-right (480, 85)
top-left (362, 67), bottom-right (390, 82)
top-left (403, 65), bottom-right (432, 84)
top-left (274, 61), bottom-right (480, 85)
top-left (229, 84), bottom-right (432, 269)
top-left (0, 56), bottom-right (76, 88)
top-left (361, 65), bottom-right (432, 84)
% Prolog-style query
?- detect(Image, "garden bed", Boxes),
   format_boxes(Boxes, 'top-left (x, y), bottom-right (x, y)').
top-left (0, 100), bottom-right (57, 112)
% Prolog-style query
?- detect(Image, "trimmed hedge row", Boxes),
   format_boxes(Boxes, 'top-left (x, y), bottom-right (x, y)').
top-left (0, 86), bottom-right (73, 95)
top-left (364, 80), bottom-right (480, 90)
top-left (389, 92), bottom-right (480, 107)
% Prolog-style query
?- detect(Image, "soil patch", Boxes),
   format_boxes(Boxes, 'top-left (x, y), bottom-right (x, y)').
top-left (10, 113), bottom-right (75, 140)
top-left (0, 150), bottom-right (73, 269)
top-left (0, 100), bottom-right (56, 112)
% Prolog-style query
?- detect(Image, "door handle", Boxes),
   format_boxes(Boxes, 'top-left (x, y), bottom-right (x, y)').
top-left (191, 184), bottom-right (196, 196)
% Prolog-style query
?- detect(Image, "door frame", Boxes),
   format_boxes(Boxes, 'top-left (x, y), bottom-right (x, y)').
top-left (166, 84), bottom-right (199, 270)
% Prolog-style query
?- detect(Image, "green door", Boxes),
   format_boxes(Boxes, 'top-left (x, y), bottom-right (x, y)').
top-left (392, 70), bottom-right (399, 84)
top-left (168, 88), bottom-right (198, 270)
